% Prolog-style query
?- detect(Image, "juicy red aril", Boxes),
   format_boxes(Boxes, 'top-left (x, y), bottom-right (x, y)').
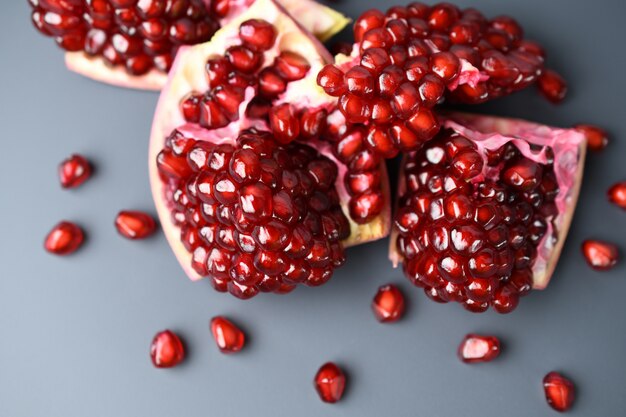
top-left (238, 19), bottom-right (277, 51)
top-left (371, 284), bottom-right (406, 323)
top-left (314, 362), bottom-right (346, 403)
top-left (538, 69), bottom-right (568, 103)
top-left (396, 129), bottom-right (559, 313)
top-left (608, 182), bottom-right (626, 210)
top-left (59, 154), bottom-right (92, 188)
top-left (150, 330), bottom-right (185, 368)
top-left (458, 334), bottom-right (501, 363)
top-left (574, 124), bottom-right (608, 152)
top-left (543, 372), bottom-right (575, 412)
top-left (44, 221), bottom-right (84, 255)
top-left (115, 210), bottom-right (157, 239)
top-left (274, 51), bottom-right (310, 81)
top-left (210, 316), bottom-right (245, 354)
top-left (581, 240), bottom-right (619, 271)
top-left (30, 0), bottom-right (218, 76)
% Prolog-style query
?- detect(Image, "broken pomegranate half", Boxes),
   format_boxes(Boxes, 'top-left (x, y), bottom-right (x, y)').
top-left (390, 113), bottom-right (586, 313)
top-left (28, 0), bottom-right (348, 90)
top-left (148, 0), bottom-right (390, 298)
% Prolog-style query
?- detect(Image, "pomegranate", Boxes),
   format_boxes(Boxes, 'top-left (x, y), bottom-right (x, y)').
top-left (28, 0), bottom-right (349, 89)
top-left (210, 316), bottom-right (245, 353)
top-left (458, 334), bottom-right (500, 363)
top-left (115, 210), bottom-right (157, 239)
top-left (608, 182), bottom-right (626, 210)
top-left (543, 371), bottom-right (575, 412)
top-left (148, 0), bottom-right (390, 298)
top-left (389, 113), bottom-right (587, 313)
top-left (371, 284), bottom-right (405, 322)
top-left (314, 362), bottom-right (346, 403)
top-left (44, 221), bottom-right (85, 255)
top-left (581, 240), bottom-right (619, 271)
top-left (150, 329), bottom-right (185, 368)
top-left (59, 154), bottom-right (92, 188)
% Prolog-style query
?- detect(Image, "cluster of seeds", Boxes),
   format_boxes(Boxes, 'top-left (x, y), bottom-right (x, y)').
top-left (156, 128), bottom-right (350, 299)
top-left (29, 0), bottom-right (218, 75)
top-left (395, 129), bottom-right (559, 313)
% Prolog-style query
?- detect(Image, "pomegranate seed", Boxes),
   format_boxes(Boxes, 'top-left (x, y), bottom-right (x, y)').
top-left (274, 51), bottom-right (310, 81)
top-left (317, 65), bottom-right (346, 97)
top-left (44, 221), bottom-right (84, 255)
top-left (608, 182), bottom-right (626, 210)
top-left (314, 362), bottom-right (346, 403)
top-left (150, 330), bottom-right (185, 368)
top-left (354, 9), bottom-right (385, 42)
top-left (210, 316), bottom-right (245, 354)
top-left (543, 372), bottom-right (575, 412)
top-left (458, 334), bottom-right (501, 363)
top-left (574, 124), bottom-right (608, 152)
top-left (581, 240), bottom-right (619, 271)
top-left (239, 19), bottom-right (277, 51)
top-left (538, 69), bottom-right (567, 103)
top-left (59, 154), bottom-right (92, 188)
top-left (371, 284), bottom-right (405, 323)
top-left (270, 104), bottom-right (300, 144)
top-left (115, 210), bottom-right (157, 239)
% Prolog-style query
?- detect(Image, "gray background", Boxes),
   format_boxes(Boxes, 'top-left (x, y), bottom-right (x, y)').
top-left (1, 0), bottom-right (625, 416)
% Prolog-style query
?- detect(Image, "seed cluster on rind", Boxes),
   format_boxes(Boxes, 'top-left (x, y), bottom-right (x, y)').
top-left (156, 128), bottom-right (350, 299)
top-left (395, 128), bottom-right (560, 313)
top-left (29, 0), bottom-right (219, 76)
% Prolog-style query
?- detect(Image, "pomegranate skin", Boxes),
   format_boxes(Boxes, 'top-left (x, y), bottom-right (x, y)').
top-left (314, 362), bottom-right (346, 403)
top-left (44, 221), bottom-right (84, 255)
top-left (115, 211), bottom-right (157, 239)
top-left (608, 182), bottom-right (626, 210)
top-left (210, 316), bottom-right (245, 354)
top-left (581, 240), bottom-right (619, 271)
top-left (543, 371), bottom-right (575, 412)
top-left (458, 334), bottom-right (501, 363)
top-left (150, 330), bottom-right (185, 368)
top-left (59, 154), bottom-right (92, 188)
top-left (371, 284), bottom-right (405, 323)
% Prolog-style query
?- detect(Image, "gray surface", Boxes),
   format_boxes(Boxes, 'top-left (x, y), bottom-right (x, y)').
top-left (1, 0), bottom-right (625, 416)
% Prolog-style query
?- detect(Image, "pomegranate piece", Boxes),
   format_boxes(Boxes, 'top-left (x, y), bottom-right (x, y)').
top-left (115, 210), bottom-right (157, 239)
top-left (314, 362), bottom-right (346, 403)
top-left (543, 372), bottom-right (575, 412)
top-left (210, 316), bottom-right (245, 353)
top-left (574, 124), bottom-right (608, 152)
top-left (59, 154), bottom-right (92, 188)
top-left (44, 221), bottom-right (84, 255)
top-left (371, 284), bottom-right (405, 323)
top-left (150, 329), bottom-right (185, 368)
top-left (390, 113), bottom-right (586, 313)
top-left (458, 334), bottom-right (501, 363)
top-left (608, 182), bottom-right (626, 210)
top-left (581, 240), bottom-right (619, 271)
top-left (537, 69), bottom-right (568, 103)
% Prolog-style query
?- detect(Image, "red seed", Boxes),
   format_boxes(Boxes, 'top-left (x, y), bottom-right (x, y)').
top-left (458, 334), bottom-right (501, 363)
top-left (115, 211), bottom-right (157, 239)
top-left (574, 124), bottom-right (608, 152)
top-left (608, 182), bottom-right (626, 210)
top-left (317, 65), bottom-right (346, 97)
top-left (269, 103), bottom-right (300, 144)
top-left (59, 154), bottom-right (92, 188)
top-left (238, 19), bottom-right (276, 51)
top-left (44, 221), bottom-right (84, 255)
top-left (371, 284), bottom-right (406, 323)
top-left (274, 51), bottom-right (310, 81)
top-left (537, 69), bottom-right (567, 103)
top-left (210, 316), bottom-right (245, 354)
top-left (581, 240), bottom-right (619, 271)
top-left (543, 372), bottom-right (575, 412)
top-left (314, 362), bottom-right (346, 403)
top-left (150, 330), bottom-right (185, 368)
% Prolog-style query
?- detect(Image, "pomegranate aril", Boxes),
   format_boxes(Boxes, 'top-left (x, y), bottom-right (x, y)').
top-left (543, 372), bottom-right (575, 412)
top-left (574, 124), bottom-right (608, 152)
top-left (239, 19), bottom-right (277, 51)
top-left (225, 45), bottom-right (262, 74)
top-left (44, 221), bottom-right (84, 255)
top-left (59, 154), bottom-right (92, 188)
top-left (270, 104), bottom-right (300, 144)
top-left (115, 211), bottom-right (157, 239)
top-left (581, 240), bottom-right (619, 271)
top-left (458, 334), bottom-right (501, 363)
top-left (372, 284), bottom-right (406, 323)
top-left (608, 182), bottom-right (626, 210)
top-left (274, 51), bottom-right (310, 81)
top-left (538, 69), bottom-right (567, 103)
top-left (150, 330), bottom-right (185, 368)
top-left (210, 316), bottom-right (245, 353)
top-left (314, 362), bottom-right (346, 403)
top-left (317, 65), bottom-right (346, 97)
